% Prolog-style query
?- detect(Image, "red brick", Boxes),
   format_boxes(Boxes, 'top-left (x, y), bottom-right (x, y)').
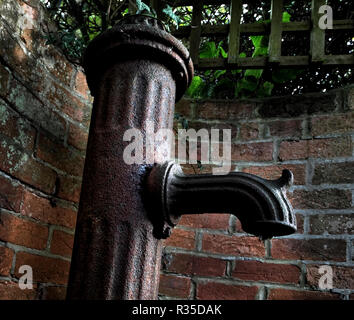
top-left (15, 252), bottom-right (70, 285)
top-left (0, 281), bottom-right (37, 300)
top-left (197, 282), bottom-right (258, 300)
top-left (311, 113), bottom-right (354, 136)
top-left (289, 189), bottom-right (352, 209)
top-left (228, 103), bottom-right (255, 120)
top-left (175, 99), bottom-right (192, 117)
top-left (202, 234), bottom-right (265, 257)
top-left (36, 134), bottom-right (85, 177)
top-left (232, 260), bottom-right (300, 284)
top-left (268, 288), bottom-right (339, 300)
top-left (179, 213), bottom-right (230, 230)
top-left (57, 175), bottom-right (82, 203)
top-left (0, 246), bottom-right (14, 276)
top-left (159, 274), bottom-right (190, 298)
top-left (306, 265), bottom-right (354, 290)
top-left (164, 228), bottom-right (195, 250)
top-left (312, 162), bottom-right (354, 185)
top-left (163, 253), bottom-right (226, 277)
top-left (0, 140), bottom-right (57, 194)
top-left (68, 123), bottom-right (88, 151)
top-left (0, 175), bottom-right (24, 212)
top-left (309, 214), bottom-right (353, 235)
top-left (74, 70), bottom-right (90, 100)
top-left (42, 286), bottom-right (67, 300)
top-left (50, 230), bottom-right (74, 258)
top-left (271, 238), bottom-right (347, 262)
top-left (46, 50), bottom-right (74, 88)
top-left (47, 81), bottom-right (91, 125)
top-left (232, 142), bottom-right (273, 162)
top-left (279, 137), bottom-right (352, 161)
top-left (242, 164), bottom-right (306, 185)
top-left (0, 212), bottom-right (48, 250)
top-left (239, 123), bottom-right (259, 141)
top-left (21, 191), bottom-right (77, 229)
top-left (196, 102), bottom-right (229, 120)
top-left (0, 102), bottom-right (36, 151)
top-left (268, 119), bottom-right (302, 137)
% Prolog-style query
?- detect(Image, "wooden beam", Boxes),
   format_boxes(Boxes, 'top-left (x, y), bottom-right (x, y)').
top-left (268, 0), bottom-right (283, 63)
top-left (189, 1), bottom-right (203, 66)
top-left (228, 0), bottom-right (242, 65)
top-left (310, 0), bottom-right (326, 63)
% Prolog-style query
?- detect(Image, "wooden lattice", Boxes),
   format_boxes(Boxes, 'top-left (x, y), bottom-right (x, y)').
top-left (149, 0), bottom-right (354, 70)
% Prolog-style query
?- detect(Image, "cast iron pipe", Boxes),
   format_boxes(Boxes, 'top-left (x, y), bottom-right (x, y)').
top-left (67, 15), bottom-right (193, 300)
top-left (145, 162), bottom-right (296, 240)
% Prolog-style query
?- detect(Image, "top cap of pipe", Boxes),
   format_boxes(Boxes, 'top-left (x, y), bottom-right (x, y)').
top-left (83, 14), bottom-right (194, 101)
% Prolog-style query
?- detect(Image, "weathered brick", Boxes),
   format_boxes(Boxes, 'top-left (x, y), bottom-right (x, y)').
top-left (159, 274), bottom-right (190, 298)
top-left (74, 70), bottom-right (90, 100)
top-left (312, 162), bottom-right (354, 185)
top-left (179, 213), bottom-right (230, 230)
top-left (279, 137), bottom-right (352, 161)
top-left (175, 99), bottom-right (192, 118)
top-left (15, 252), bottom-right (70, 285)
top-left (271, 238), bottom-right (347, 261)
top-left (0, 140), bottom-right (57, 193)
top-left (259, 94), bottom-right (338, 119)
top-left (197, 282), bottom-right (258, 300)
top-left (21, 191), bottom-right (77, 229)
top-left (268, 288), bottom-right (339, 300)
top-left (196, 101), bottom-right (229, 120)
top-left (187, 121), bottom-right (238, 140)
top-left (8, 78), bottom-right (67, 140)
top-left (228, 103), bottom-right (255, 120)
top-left (0, 246), bottom-right (14, 276)
top-left (0, 281), bottom-right (37, 300)
top-left (348, 88), bottom-right (354, 109)
top-left (0, 99), bottom-right (36, 151)
top-left (45, 50), bottom-right (74, 88)
top-left (0, 64), bottom-right (10, 96)
top-left (50, 230), bottom-right (74, 258)
top-left (46, 81), bottom-right (91, 126)
top-left (68, 123), bottom-right (88, 151)
top-left (42, 285), bottom-right (67, 300)
top-left (239, 122), bottom-right (259, 141)
top-left (231, 142), bottom-right (273, 162)
top-left (0, 174), bottom-right (24, 212)
top-left (309, 214), bottom-right (353, 235)
top-left (202, 234), bottom-right (265, 257)
top-left (289, 189), bottom-right (352, 210)
top-left (306, 265), bottom-right (354, 290)
top-left (232, 260), bottom-right (301, 284)
top-left (36, 134), bottom-right (85, 177)
top-left (162, 252), bottom-right (226, 277)
top-left (311, 112), bottom-right (354, 136)
top-left (57, 175), bottom-right (82, 203)
top-left (242, 164), bottom-right (306, 185)
top-left (268, 119), bottom-right (302, 137)
top-left (164, 228), bottom-right (195, 250)
top-left (0, 212), bottom-right (48, 250)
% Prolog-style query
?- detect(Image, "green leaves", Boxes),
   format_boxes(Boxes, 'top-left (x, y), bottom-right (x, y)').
top-left (162, 5), bottom-right (181, 26)
top-left (136, 0), bottom-right (152, 15)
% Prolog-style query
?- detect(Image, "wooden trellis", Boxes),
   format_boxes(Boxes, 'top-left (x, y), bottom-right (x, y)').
top-left (150, 0), bottom-right (354, 70)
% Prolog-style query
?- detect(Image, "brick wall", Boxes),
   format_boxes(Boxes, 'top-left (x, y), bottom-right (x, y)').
top-left (0, 0), bottom-right (91, 299)
top-left (159, 89), bottom-right (354, 300)
top-left (0, 0), bottom-right (353, 301)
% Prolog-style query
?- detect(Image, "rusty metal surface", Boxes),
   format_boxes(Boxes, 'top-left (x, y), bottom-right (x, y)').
top-left (67, 16), bottom-right (193, 300)
top-left (146, 162), bottom-right (297, 240)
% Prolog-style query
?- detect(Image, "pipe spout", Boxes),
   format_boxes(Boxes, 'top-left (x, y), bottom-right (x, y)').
top-left (145, 162), bottom-right (296, 240)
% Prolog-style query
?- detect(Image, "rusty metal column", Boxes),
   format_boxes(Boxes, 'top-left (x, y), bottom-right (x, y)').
top-left (66, 16), bottom-right (193, 300)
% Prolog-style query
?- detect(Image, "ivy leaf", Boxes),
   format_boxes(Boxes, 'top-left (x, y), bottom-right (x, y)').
top-left (136, 0), bottom-right (151, 15)
top-left (163, 4), bottom-right (181, 26)
top-left (199, 41), bottom-right (218, 58)
top-left (282, 11), bottom-right (291, 22)
top-left (186, 76), bottom-right (204, 98)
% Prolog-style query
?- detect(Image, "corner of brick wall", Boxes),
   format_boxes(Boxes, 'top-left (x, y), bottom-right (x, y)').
top-left (160, 86), bottom-right (354, 300)
top-left (0, 0), bottom-right (92, 300)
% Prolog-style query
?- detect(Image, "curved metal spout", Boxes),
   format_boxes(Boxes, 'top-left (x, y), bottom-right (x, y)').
top-left (145, 162), bottom-right (296, 240)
